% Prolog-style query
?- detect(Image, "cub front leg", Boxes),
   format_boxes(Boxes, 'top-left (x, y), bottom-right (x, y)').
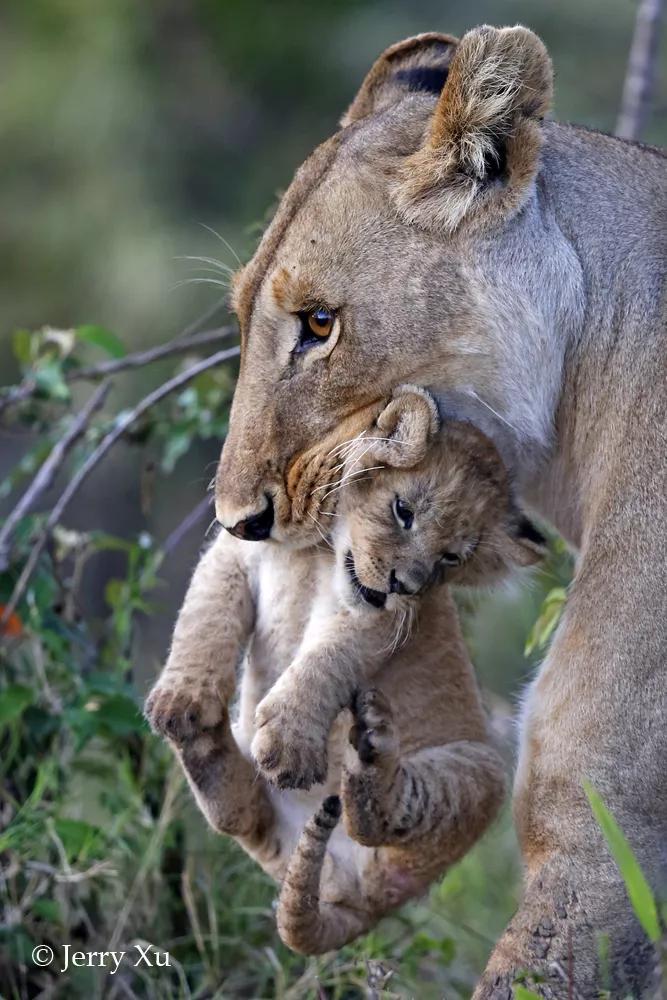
top-left (342, 688), bottom-right (506, 859)
top-left (252, 608), bottom-right (385, 790)
top-left (145, 530), bottom-right (254, 733)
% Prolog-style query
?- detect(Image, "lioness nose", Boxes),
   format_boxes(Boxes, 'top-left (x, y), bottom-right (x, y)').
top-left (226, 496), bottom-right (274, 541)
top-left (389, 569), bottom-right (411, 595)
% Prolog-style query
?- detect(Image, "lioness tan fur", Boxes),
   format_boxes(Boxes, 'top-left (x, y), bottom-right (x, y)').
top-left (213, 23), bottom-right (667, 996)
top-left (145, 389), bottom-right (546, 954)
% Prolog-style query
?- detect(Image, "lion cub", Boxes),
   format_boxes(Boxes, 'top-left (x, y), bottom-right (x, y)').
top-left (145, 386), bottom-right (545, 954)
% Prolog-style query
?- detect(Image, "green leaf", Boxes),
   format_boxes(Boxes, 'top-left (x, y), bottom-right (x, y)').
top-left (76, 324), bottom-right (126, 358)
top-left (31, 898), bottom-right (62, 923)
top-left (88, 693), bottom-right (145, 737)
top-left (88, 530), bottom-right (133, 553)
top-left (53, 818), bottom-right (103, 861)
top-left (0, 685), bottom-right (33, 725)
top-left (584, 781), bottom-right (661, 942)
top-left (0, 926), bottom-right (36, 964)
top-left (514, 989), bottom-right (542, 1000)
top-left (33, 362), bottom-right (70, 402)
top-left (13, 329), bottom-right (33, 367)
top-left (525, 587), bottom-right (567, 656)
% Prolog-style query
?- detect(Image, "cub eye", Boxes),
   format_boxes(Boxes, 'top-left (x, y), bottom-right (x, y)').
top-left (297, 306), bottom-right (335, 350)
top-left (393, 497), bottom-right (414, 530)
top-left (441, 552), bottom-right (462, 566)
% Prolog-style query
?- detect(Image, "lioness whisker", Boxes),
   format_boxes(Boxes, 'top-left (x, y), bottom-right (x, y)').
top-left (326, 432), bottom-right (368, 459)
top-left (175, 254), bottom-right (236, 274)
top-left (307, 510), bottom-right (332, 549)
top-left (198, 222), bottom-right (243, 267)
top-left (172, 277), bottom-right (231, 291)
top-left (466, 389), bottom-right (519, 434)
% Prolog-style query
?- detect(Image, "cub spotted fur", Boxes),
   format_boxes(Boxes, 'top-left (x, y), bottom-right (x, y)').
top-left (146, 387), bottom-right (544, 953)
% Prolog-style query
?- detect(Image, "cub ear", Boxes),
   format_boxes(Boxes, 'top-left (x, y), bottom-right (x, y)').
top-left (366, 384), bottom-right (440, 469)
top-left (506, 514), bottom-right (548, 567)
top-left (394, 25), bottom-right (552, 232)
top-left (341, 33), bottom-right (458, 127)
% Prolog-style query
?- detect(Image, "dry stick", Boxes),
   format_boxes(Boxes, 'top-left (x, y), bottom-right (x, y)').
top-left (71, 326), bottom-right (235, 381)
top-left (161, 493), bottom-right (214, 558)
top-left (0, 381), bottom-right (111, 571)
top-left (616, 0), bottom-right (665, 140)
top-left (0, 325), bottom-right (237, 414)
top-left (0, 345), bottom-right (240, 626)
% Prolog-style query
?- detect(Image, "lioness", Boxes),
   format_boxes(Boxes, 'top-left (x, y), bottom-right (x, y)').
top-left (212, 24), bottom-right (667, 996)
top-left (146, 387), bottom-right (544, 953)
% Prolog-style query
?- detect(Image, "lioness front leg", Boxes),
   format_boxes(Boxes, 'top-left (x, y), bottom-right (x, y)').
top-left (145, 530), bottom-right (254, 736)
top-left (474, 497), bottom-right (667, 999)
top-left (342, 688), bottom-right (505, 856)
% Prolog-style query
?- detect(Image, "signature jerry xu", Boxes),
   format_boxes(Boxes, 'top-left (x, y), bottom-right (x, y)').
top-left (32, 943), bottom-right (171, 974)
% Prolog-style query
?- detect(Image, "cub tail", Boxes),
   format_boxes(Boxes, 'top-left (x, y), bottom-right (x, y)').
top-left (276, 795), bottom-right (371, 954)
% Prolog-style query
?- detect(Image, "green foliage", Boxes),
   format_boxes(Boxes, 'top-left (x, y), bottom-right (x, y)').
top-left (0, 323), bottom-right (533, 996)
top-left (524, 586), bottom-right (567, 656)
top-left (76, 324), bottom-right (126, 359)
top-left (584, 781), bottom-right (661, 943)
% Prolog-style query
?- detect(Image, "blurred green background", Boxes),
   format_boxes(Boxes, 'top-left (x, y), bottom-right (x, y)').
top-left (0, 1), bottom-right (664, 997)
top-left (2, 0), bottom-right (665, 343)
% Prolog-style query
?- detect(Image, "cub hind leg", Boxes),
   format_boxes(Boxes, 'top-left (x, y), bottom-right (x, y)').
top-left (342, 687), bottom-right (505, 862)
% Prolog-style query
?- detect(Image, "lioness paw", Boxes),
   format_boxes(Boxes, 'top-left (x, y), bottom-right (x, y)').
top-left (144, 680), bottom-right (224, 745)
top-left (252, 693), bottom-right (328, 790)
top-left (348, 688), bottom-right (398, 765)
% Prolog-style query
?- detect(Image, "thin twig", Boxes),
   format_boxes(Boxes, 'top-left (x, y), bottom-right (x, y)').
top-left (70, 326), bottom-right (235, 381)
top-left (616, 0), bottom-right (665, 140)
top-left (0, 345), bottom-right (239, 626)
top-left (0, 325), bottom-right (236, 414)
top-left (0, 381), bottom-right (111, 571)
top-left (162, 494), bottom-right (214, 558)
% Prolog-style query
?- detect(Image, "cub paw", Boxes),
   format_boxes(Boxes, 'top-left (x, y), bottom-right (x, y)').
top-left (252, 692), bottom-right (328, 790)
top-left (348, 688), bottom-right (398, 765)
top-left (144, 679), bottom-right (224, 745)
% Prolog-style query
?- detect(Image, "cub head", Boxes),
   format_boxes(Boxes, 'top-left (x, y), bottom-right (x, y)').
top-left (335, 386), bottom-right (546, 610)
top-left (215, 26), bottom-right (564, 545)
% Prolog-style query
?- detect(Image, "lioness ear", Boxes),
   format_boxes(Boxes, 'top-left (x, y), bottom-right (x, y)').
top-left (394, 25), bottom-right (552, 232)
top-left (341, 33), bottom-right (458, 127)
top-left (368, 385), bottom-right (440, 468)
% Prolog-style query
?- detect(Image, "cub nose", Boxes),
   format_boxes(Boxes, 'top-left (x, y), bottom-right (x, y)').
top-left (226, 495), bottom-right (274, 541)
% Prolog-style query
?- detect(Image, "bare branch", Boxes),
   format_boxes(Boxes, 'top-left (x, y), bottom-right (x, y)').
top-left (70, 326), bottom-right (236, 381)
top-left (0, 381), bottom-right (111, 571)
top-left (0, 325), bottom-right (237, 414)
top-left (616, 0), bottom-right (665, 140)
top-left (161, 494), bottom-right (214, 558)
top-left (1, 345), bottom-right (239, 625)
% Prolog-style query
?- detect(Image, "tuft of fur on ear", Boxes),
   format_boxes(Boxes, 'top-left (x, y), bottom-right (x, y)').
top-left (367, 384), bottom-right (440, 468)
top-left (506, 512), bottom-right (548, 567)
top-left (341, 33), bottom-right (458, 127)
top-left (394, 25), bottom-right (552, 233)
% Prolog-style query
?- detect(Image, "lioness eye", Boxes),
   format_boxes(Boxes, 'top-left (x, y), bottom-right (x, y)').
top-left (297, 306), bottom-right (334, 350)
top-left (393, 497), bottom-right (414, 530)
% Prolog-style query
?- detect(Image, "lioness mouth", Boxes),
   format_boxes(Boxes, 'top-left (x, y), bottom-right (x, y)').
top-left (344, 551), bottom-right (386, 609)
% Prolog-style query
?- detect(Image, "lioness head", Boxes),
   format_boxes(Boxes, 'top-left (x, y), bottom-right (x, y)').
top-left (216, 26), bottom-right (571, 544)
top-left (334, 386), bottom-right (546, 611)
